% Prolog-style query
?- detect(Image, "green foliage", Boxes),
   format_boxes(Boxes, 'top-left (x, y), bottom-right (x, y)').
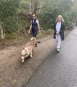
top-left (2, 16), bottom-right (18, 34)
top-left (18, 0), bottom-right (30, 13)
top-left (0, 0), bottom-right (20, 34)
top-left (0, 0), bottom-right (77, 36)
top-left (39, 9), bottom-right (60, 30)
top-left (38, 0), bottom-right (75, 30)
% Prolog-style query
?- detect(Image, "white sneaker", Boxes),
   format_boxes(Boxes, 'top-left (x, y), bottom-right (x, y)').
top-left (57, 48), bottom-right (60, 53)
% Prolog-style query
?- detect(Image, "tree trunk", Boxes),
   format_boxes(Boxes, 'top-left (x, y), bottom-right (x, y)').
top-left (0, 25), bottom-right (5, 39)
top-left (29, 0), bottom-right (32, 12)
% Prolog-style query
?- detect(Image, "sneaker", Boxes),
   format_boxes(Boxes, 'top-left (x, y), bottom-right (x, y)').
top-left (57, 48), bottom-right (60, 53)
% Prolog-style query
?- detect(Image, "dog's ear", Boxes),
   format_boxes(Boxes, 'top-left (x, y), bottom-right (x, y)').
top-left (31, 37), bottom-right (37, 44)
top-left (30, 37), bottom-right (33, 41)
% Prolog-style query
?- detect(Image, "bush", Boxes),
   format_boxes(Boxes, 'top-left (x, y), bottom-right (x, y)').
top-left (2, 16), bottom-right (18, 34)
top-left (0, 0), bottom-right (20, 34)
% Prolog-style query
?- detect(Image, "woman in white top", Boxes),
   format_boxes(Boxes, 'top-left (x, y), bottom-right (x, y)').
top-left (53, 15), bottom-right (65, 53)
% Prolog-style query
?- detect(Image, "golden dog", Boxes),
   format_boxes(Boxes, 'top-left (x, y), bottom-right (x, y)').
top-left (21, 37), bottom-right (36, 62)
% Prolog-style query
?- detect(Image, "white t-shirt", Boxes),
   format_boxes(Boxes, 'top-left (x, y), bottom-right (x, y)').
top-left (36, 20), bottom-right (39, 25)
top-left (32, 19), bottom-right (39, 25)
top-left (56, 22), bottom-right (61, 33)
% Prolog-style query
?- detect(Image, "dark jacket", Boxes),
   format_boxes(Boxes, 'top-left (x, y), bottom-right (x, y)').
top-left (31, 19), bottom-right (38, 37)
top-left (32, 19), bottom-right (38, 30)
top-left (53, 22), bottom-right (65, 41)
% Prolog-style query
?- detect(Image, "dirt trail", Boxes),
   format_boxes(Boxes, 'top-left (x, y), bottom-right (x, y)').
top-left (0, 29), bottom-right (71, 87)
top-left (0, 35), bottom-right (56, 87)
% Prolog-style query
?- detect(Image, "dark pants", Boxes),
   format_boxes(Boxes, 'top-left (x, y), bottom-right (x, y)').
top-left (32, 29), bottom-right (38, 47)
top-left (32, 29), bottom-right (38, 37)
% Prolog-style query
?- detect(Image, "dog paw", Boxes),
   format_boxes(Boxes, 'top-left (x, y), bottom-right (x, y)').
top-left (30, 55), bottom-right (32, 58)
top-left (22, 59), bottom-right (24, 62)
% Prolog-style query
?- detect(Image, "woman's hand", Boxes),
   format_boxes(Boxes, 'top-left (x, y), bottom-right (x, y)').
top-left (56, 32), bottom-right (59, 35)
top-left (28, 29), bottom-right (30, 34)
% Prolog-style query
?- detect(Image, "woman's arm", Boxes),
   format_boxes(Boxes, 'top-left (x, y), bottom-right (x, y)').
top-left (36, 20), bottom-right (40, 32)
top-left (28, 25), bottom-right (32, 34)
top-left (59, 22), bottom-right (65, 33)
top-left (28, 21), bottom-right (32, 34)
top-left (38, 23), bottom-right (40, 32)
top-left (53, 22), bottom-right (57, 34)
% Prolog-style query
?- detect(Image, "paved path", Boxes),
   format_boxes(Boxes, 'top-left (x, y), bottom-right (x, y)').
top-left (23, 29), bottom-right (77, 87)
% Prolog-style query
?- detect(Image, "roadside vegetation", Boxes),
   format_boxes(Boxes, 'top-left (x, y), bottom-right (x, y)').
top-left (0, 0), bottom-right (77, 48)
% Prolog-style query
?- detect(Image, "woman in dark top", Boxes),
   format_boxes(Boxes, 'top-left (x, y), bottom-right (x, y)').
top-left (28, 14), bottom-right (40, 37)
top-left (53, 15), bottom-right (65, 53)
top-left (28, 14), bottom-right (40, 47)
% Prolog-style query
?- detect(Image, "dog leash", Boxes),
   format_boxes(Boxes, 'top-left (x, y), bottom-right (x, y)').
top-left (37, 36), bottom-right (53, 44)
